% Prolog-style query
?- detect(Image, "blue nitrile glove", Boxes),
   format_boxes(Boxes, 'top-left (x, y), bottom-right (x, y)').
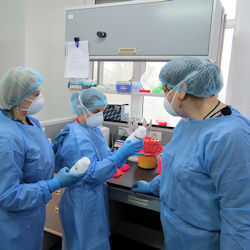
top-left (112, 139), bottom-right (144, 163)
top-left (131, 180), bottom-right (152, 194)
top-left (47, 167), bottom-right (85, 192)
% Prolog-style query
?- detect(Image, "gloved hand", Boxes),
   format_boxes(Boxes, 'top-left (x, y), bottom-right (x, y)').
top-left (47, 167), bottom-right (85, 192)
top-left (131, 180), bottom-right (152, 194)
top-left (112, 139), bottom-right (144, 163)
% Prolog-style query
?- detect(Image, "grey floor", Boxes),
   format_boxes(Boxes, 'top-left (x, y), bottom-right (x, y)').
top-left (43, 232), bottom-right (159, 250)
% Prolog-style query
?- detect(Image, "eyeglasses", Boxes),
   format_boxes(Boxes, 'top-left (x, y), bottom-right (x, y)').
top-left (163, 85), bottom-right (173, 94)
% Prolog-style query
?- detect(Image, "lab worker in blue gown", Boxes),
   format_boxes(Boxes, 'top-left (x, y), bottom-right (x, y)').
top-left (0, 67), bottom-right (87, 250)
top-left (131, 56), bottom-right (250, 250)
top-left (53, 88), bottom-right (144, 250)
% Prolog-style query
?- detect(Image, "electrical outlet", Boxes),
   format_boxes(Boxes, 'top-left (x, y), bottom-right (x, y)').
top-left (149, 131), bottom-right (162, 141)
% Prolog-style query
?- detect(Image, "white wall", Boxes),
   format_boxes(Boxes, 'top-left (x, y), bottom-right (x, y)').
top-left (24, 0), bottom-right (92, 121)
top-left (226, 0), bottom-right (250, 118)
top-left (0, 0), bottom-right (25, 77)
top-left (0, 0), bottom-right (91, 121)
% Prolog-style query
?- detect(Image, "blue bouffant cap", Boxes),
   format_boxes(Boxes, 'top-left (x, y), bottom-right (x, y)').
top-left (159, 56), bottom-right (223, 97)
top-left (0, 67), bottom-right (42, 109)
top-left (70, 88), bottom-right (107, 115)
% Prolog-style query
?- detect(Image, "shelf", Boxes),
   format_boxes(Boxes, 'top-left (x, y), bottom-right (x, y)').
top-left (102, 90), bottom-right (164, 97)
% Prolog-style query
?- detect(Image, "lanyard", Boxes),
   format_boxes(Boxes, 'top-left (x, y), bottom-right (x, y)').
top-left (203, 100), bottom-right (220, 120)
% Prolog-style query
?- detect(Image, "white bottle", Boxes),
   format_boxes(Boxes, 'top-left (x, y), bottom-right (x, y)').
top-left (126, 126), bottom-right (146, 142)
top-left (70, 157), bottom-right (91, 174)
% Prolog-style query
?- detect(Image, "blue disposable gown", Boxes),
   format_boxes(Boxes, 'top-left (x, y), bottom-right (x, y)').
top-left (53, 122), bottom-right (123, 250)
top-left (148, 108), bottom-right (250, 250)
top-left (0, 111), bottom-right (54, 250)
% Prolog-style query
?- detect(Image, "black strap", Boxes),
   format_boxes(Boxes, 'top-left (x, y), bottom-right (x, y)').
top-left (203, 100), bottom-right (220, 120)
top-left (210, 106), bottom-right (232, 118)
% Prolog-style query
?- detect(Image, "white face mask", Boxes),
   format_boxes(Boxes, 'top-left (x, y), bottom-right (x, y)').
top-left (78, 95), bottom-right (104, 128)
top-left (163, 89), bottom-right (179, 117)
top-left (86, 111), bottom-right (104, 128)
top-left (19, 93), bottom-right (44, 115)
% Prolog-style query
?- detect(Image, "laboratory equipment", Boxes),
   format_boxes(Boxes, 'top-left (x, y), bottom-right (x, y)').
top-left (70, 157), bottom-right (90, 174)
top-left (116, 81), bottom-right (132, 92)
top-left (140, 68), bottom-right (159, 91)
top-left (157, 157), bottom-right (162, 174)
top-left (126, 125), bottom-right (147, 162)
top-left (138, 155), bottom-right (158, 170)
top-left (99, 126), bottom-right (110, 145)
top-left (114, 169), bottom-right (123, 178)
top-left (152, 84), bottom-right (164, 94)
top-left (138, 137), bottom-right (163, 169)
top-left (128, 119), bottom-right (138, 135)
top-left (120, 164), bottom-right (130, 172)
top-left (113, 164), bottom-right (130, 178)
top-left (131, 81), bottom-right (143, 92)
top-left (126, 126), bottom-right (146, 142)
top-left (103, 104), bottom-right (129, 121)
top-left (68, 80), bottom-right (97, 90)
top-left (115, 80), bottom-right (143, 92)
top-left (141, 118), bottom-right (152, 136)
top-left (65, 0), bottom-right (225, 62)
top-left (156, 118), bottom-right (167, 127)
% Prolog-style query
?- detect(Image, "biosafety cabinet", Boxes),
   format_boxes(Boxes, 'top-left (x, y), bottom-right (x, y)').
top-left (65, 0), bottom-right (225, 63)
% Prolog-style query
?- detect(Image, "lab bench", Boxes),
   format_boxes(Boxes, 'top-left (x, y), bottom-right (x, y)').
top-left (44, 161), bottom-right (164, 249)
top-left (107, 161), bottom-right (160, 212)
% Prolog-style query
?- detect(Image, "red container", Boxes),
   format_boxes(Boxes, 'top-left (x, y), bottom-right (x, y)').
top-left (156, 118), bottom-right (167, 126)
top-left (139, 89), bottom-right (151, 93)
top-left (157, 157), bottom-right (162, 174)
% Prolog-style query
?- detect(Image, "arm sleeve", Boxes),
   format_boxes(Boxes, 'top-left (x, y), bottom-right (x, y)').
top-left (0, 138), bottom-right (52, 212)
top-left (93, 129), bottom-right (126, 169)
top-left (58, 128), bottom-right (120, 184)
top-left (209, 130), bottom-right (250, 249)
top-left (83, 140), bottom-right (126, 183)
top-left (111, 150), bottom-right (127, 168)
top-left (84, 155), bottom-right (118, 184)
top-left (149, 175), bottom-right (161, 196)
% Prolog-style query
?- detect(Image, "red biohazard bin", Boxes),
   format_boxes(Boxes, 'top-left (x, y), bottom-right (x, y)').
top-left (138, 137), bottom-right (163, 169)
